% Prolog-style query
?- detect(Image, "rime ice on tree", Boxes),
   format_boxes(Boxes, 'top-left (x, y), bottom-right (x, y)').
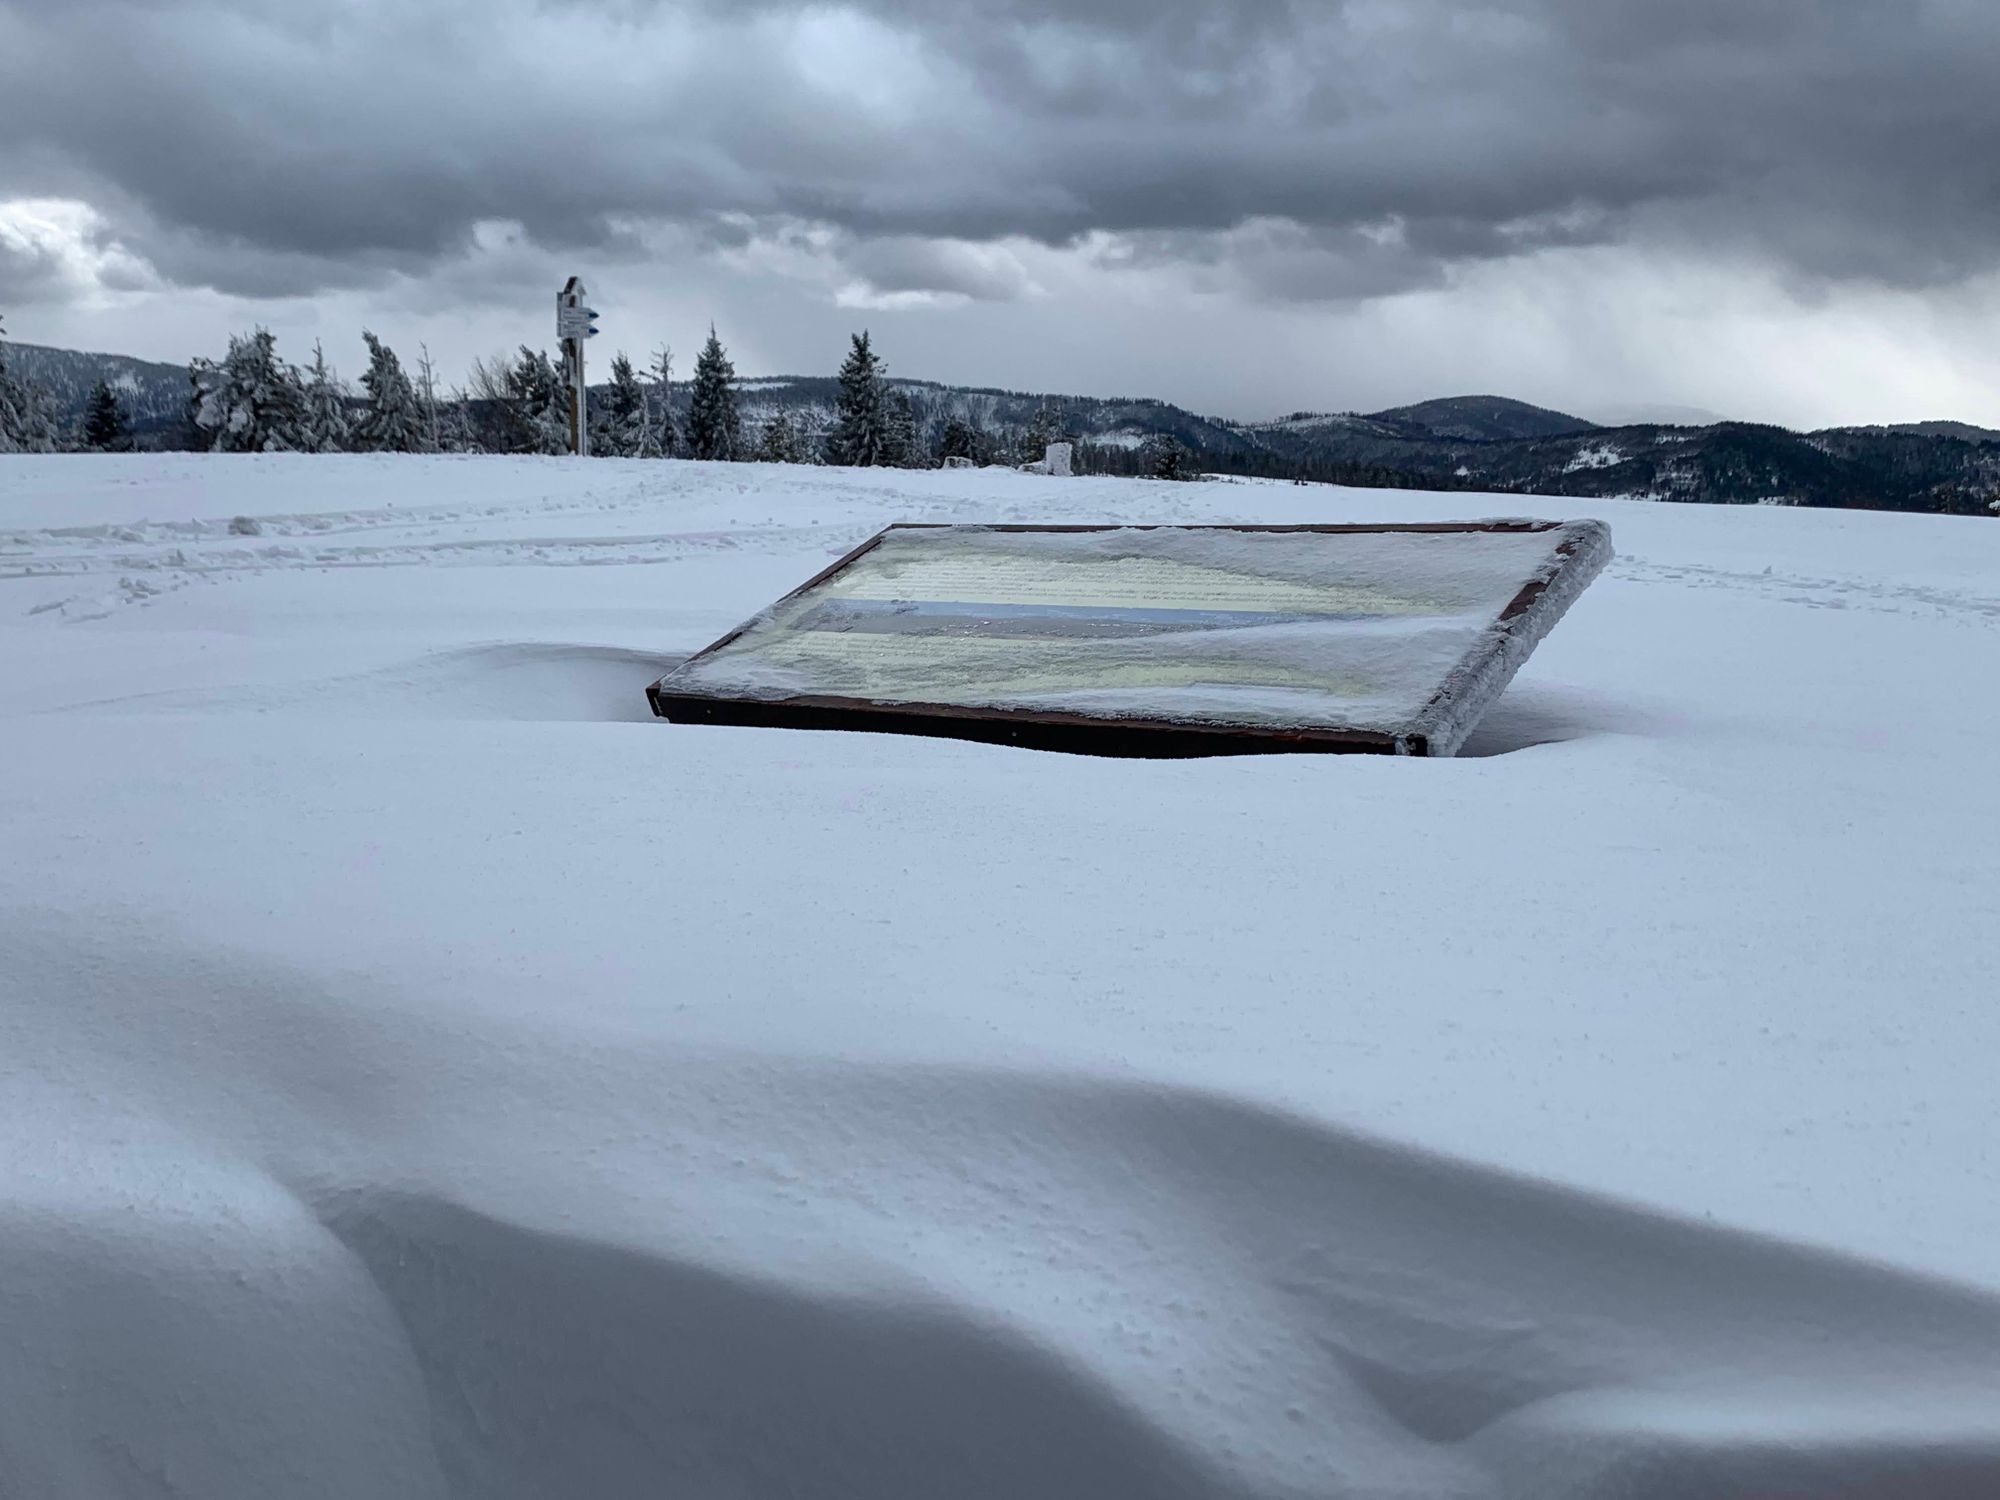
top-left (355, 333), bottom-right (427, 453)
top-left (189, 329), bottom-right (308, 453)
top-left (685, 328), bottom-right (741, 461)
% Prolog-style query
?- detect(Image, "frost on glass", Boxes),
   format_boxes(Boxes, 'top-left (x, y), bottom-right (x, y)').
top-left (656, 522), bottom-right (1612, 755)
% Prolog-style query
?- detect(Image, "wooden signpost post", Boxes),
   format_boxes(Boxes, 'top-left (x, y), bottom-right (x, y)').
top-left (556, 277), bottom-right (599, 457)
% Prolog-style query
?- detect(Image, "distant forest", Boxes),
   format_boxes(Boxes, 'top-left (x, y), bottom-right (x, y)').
top-left (4, 317), bottom-right (1997, 516)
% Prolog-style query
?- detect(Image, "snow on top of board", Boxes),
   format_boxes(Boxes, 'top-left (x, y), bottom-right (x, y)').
top-left (657, 521), bottom-right (1611, 754)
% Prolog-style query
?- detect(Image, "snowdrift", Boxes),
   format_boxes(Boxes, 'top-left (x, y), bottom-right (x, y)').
top-left (5, 455), bottom-right (2000, 1499)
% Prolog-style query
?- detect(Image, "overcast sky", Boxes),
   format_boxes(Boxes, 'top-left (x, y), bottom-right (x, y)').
top-left (3, 0), bottom-right (1999, 427)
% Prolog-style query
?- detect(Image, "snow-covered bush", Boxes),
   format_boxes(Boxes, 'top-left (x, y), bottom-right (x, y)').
top-left (189, 330), bottom-right (309, 453)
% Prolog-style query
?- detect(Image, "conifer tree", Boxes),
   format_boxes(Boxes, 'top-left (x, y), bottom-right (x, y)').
top-left (189, 329), bottom-right (308, 452)
top-left (82, 378), bottom-right (130, 451)
top-left (185, 357), bottom-right (221, 451)
top-left (354, 332), bottom-right (427, 453)
top-left (1142, 432), bottom-right (1192, 481)
top-left (1018, 402), bottom-right (1063, 465)
top-left (506, 347), bottom-right (570, 455)
top-left (0, 316), bottom-right (61, 454)
top-left (757, 412), bottom-right (811, 464)
top-left (647, 346), bottom-right (679, 458)
top-left (936, 415), bottom-right (987, 465)
top-left (415, 344), bottom-right (443, 454)
top-left (884, 387), bottom-right (920, 467)
top-left (300, 340), bottom-right (352, 453)
top-left (594, 352), bottom-right (649, 457)
top-left (685, 327), bottom-right (741, 461)
top-left (826, 330), bottom-right (891, 466)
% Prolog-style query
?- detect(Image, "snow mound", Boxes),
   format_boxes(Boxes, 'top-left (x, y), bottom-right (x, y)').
top-left (82, 643), bottom-right (681, 722)
top-left (5, 454), bottom-right (2000, 1498)
top-left (12, 912), bottom-right (2000, 1500)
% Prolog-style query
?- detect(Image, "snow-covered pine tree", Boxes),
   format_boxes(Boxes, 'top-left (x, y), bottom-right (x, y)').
top-left (506, 347), bottom-right (570, 455)
top-left (354, 332), bottom-right (428, 453)
top-left (593, 352), bottom-right (648, 457)
top-left (936, 415), bottom-right (987, 465)
top-left (647, 346), bottom-right (678, 458)
top-left (300, 340), bottom-right (352, 453)
top-left (189, 329), bottom-right (309, 452)
top-left (757, 412), bottom-right (811, 464)
top-left (185, 357), bottom-right (221, 450)
top-left (416, 344), bottom-right (443, 454)
top-left (685, 327), bottom-right (741, 461)
top-left (1018, 402), bottom-right (1063, 465)
top-left (826, 331), bottom-right (890, 466)
top-left (24, 384), bottom-right (61, 451)
top-left (82, 378), bottom-right (130, 451)
top-left (0, 315), bottom-right (61, 454)
top-left (1142, 432), bottom-right (1192, 481)
top-left (0, 314), bottom-right (24, 451)
top-left (884, 387), bottom-right (920, 467)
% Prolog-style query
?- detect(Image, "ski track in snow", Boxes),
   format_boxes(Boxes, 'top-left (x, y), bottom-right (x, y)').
top-left (9, 477), bottom-right (1997, 629)
top-left (1608, 555), bottom-right (2000, 624)
top-left (7, 526), bottom-right (872, 623)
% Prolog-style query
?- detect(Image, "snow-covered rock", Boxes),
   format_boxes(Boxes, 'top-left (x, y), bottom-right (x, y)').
top-left (1019, 440), bottom-right (1074, 476)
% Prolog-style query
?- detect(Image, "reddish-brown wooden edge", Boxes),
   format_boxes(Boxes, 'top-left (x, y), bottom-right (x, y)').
top-left (1411, 525), bottom-right (1597, 732)
top-left (645, 520), bottom-right (1581, 759)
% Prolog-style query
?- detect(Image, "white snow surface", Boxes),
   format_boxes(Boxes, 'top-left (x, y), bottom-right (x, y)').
top-left (1563, 444), bottom-right (1625, 472)
top-left (5, 453), bottom-right (2000, 1499)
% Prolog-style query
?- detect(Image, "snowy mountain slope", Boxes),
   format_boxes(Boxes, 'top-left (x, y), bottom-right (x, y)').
top-left (1362, 394), bottom-right (1598, 441)
top-left (1239, 416), bottom-right (2000, 512)
top-left (3, 340), bottom-right (188, 434)
top-left (717, 372), bottom-right (1259, 461)
top-left (1844, 418), bottom-right (2000, 444)
top-left (4, 454), bottom-right (2000, 1498)
top-left (1238, 409), bottom-right (1409, 438)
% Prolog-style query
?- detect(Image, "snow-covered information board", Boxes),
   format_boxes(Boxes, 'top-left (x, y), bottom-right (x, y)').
top-left (647, 521), bottom-right (1612, 756)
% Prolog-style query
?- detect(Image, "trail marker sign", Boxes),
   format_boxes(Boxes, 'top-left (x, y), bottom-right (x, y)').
top-left (646, 519), bottom-right (1613, 757)
top-left (556, 276), bottom-right (595, 456)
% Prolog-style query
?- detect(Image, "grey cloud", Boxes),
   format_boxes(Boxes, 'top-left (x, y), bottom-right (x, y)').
top-left (839, 237), bottom-right (1032, 301)
top-left (0, 198), bottom-right (153, 304)
top-left (1100, 204), bottom-right (1637, 305)
top-left (0, 235), bottom-right (72, 306)
top-left (2, 0), bottom-right (1998, 303)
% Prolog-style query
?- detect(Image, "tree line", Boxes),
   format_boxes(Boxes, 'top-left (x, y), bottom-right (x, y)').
top-left (1, 312), bottom-right (1200, 478)
top-left (0, 314), bottom-right (64, 454)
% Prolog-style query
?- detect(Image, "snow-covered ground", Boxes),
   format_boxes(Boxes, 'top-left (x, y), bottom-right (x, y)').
top-left (5, 453), bottom-right (1999, 1499)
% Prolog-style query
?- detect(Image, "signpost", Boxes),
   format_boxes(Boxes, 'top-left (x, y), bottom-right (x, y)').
top-left (556, 277), bottom-right (600, 456)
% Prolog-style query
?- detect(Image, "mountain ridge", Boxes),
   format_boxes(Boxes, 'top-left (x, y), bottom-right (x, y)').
top-left (5, 340), bottom-right (1997, 515)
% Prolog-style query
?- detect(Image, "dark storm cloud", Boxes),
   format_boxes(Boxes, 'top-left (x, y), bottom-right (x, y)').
top-left (2, 0), bottom-right (1998, 302)
top-left (0, 237), bottom-right (70, 306)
